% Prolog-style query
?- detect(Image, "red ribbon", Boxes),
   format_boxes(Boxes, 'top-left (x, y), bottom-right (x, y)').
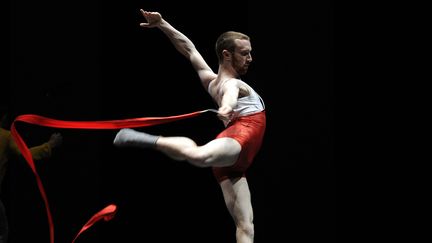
top-left (10, 109), bottom-right (211, 243)
top-left (72, 204), bottom-right (117, 243)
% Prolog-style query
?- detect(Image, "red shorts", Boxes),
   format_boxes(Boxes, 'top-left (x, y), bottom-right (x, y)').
top-left (212, 111), bottom-right (266, 182)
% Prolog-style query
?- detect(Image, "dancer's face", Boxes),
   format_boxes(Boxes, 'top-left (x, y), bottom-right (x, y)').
top-left (230, 39), bottom-right (252, 75)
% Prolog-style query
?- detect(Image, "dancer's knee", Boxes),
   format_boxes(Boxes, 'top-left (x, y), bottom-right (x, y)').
top-left (237, 221), bottom-right (254, 240)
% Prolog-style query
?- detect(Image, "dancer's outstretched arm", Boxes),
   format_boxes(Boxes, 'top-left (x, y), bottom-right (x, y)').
top-left (139, 9), bottom-right (216, 89)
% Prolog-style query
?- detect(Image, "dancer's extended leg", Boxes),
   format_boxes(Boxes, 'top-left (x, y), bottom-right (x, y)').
top-left (113, 128), bottom-right (159, 148)
top-left (113, 128), bottom-right (198, 162)
top-left (113, 128), bottom-right (240, 167)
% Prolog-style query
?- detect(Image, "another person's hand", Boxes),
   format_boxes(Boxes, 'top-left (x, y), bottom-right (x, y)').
top-left (139, 9), bottom-right (162, 28)
top-left (47, 133), bottom-right (63, 148)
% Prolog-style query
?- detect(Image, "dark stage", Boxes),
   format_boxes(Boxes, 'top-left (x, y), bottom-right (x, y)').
top-left (4, 1), bottom-right (333, 242)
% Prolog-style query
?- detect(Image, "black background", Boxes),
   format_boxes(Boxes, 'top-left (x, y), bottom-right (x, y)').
top-left (3, 1), bottom-right (333, 242)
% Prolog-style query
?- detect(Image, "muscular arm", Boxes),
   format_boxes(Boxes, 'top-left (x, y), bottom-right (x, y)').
top-left (218, 80), bottom-right (240, 124)
top-left (139, 10), bottom-right (216, 89)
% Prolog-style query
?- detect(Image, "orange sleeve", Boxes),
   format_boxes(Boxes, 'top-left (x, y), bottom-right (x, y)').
top-left (9, 138), bottom-right (52, 160)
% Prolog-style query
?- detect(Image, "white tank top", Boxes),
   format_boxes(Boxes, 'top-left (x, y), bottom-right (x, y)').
top-left (234, 80), bottom-right (265, 117)
top-left (208, 79), bottom-right (265, 121)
